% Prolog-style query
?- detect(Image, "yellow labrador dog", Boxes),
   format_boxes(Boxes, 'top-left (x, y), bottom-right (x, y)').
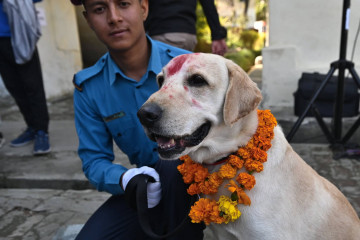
top-left (137, 53), bottom-right (360, 239)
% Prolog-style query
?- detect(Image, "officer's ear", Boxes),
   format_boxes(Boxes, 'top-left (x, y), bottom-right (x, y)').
top-left (140, 0), bottom-right (149, 21)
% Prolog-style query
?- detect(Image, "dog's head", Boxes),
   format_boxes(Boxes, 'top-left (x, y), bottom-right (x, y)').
top-left (138, 53), bottom-right (262, 161)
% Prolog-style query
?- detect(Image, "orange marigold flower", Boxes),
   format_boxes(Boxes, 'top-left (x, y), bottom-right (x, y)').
top-left (194, 166), bottom-right (209, 182)
top-left (187, 183), bottom-right (200, 195)
top-left (208, 172), bottom-right (223, 187)
top-left (218, 163), bottom-right (237, 179)
top-left (180, 155), bottom-right (192, 163)
top-left (228, 155), bottom-right (244, 169)
top-left (226, 180), bottom-right (242, 194)
top-left (198, 173), bottom-right (223, 194)
top-left (251, 148), bottom-right (267, 163)
top-left (237, 148), bottom-right (251, 160)
top-left (245, 160), bottom-right (264, 173)
top-left (226, 180), bottom-right (251, 205)
top-left (189, 198), bottom-right (224, 225)
top-left (177, 163), bottom-right (186, 175)
top-left (199, 180), bottom-right (218, 195)
top-left (236, 172), bottom-right (256, 190)
top-left (179, 110), bottom-right (277, 225)
top-left (238, 190), bottom-right (251, 205)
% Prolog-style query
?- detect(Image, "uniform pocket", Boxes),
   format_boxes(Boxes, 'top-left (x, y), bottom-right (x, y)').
top-left (105, 114), bottom-right (139, 156)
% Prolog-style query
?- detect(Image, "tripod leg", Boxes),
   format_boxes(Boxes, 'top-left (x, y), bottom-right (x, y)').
top-left (286, 66), bottom-right (336, 142)
top-left (312, 107), bottom-right (335, 144)
top-left (333, 62), bottom-right (348, 141)
top-left (339, 65), bottom-right (360, 143)
top-left (342, 117), bottom-right (360, 143)
top-left (348, 66), bottom-right (360, 88)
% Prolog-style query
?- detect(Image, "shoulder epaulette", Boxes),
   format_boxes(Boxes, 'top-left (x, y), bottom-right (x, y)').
top-left (73, 53), bottom-right (108, 91)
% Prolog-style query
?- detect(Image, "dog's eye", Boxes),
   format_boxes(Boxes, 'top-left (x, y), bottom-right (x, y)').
top-left (188, 75), bottom-right (208, 87)
top-left (157, 76), bottom-right (164, 88)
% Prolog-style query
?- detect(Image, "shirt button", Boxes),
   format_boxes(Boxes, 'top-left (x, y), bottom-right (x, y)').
top-left (117, 133), bottom-right (122, 137)
top-left (136, 86), bottom-right (141, 89)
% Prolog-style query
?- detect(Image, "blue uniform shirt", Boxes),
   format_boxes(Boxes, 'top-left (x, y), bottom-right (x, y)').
top-left (73, 37), bottom-right (190, 195)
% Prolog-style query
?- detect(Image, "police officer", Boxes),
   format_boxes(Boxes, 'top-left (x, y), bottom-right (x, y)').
top-left (71, 0), bottom-right (204, 239)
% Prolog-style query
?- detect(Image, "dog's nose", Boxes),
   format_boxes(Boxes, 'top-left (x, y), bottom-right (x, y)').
top-left (137, 103), bottom-right (163, 127)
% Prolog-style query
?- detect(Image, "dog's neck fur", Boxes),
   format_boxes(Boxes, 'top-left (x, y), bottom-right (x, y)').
top-left (188, 109), bottom-right (259, 165)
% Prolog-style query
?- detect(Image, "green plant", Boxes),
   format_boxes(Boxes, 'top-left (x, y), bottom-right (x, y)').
top-left (225, 49), bottom-right (256, 72)
top-left (240, 29), bottom-right (259, 50)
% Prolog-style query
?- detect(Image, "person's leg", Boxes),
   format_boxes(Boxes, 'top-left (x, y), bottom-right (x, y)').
top-left (17, 48), bottom-right (49, 133)
top-left (75, 195), bottom-right (152, 240)
top-left (0, 37), bottom-right (34, 129)
top-left (151, 33), bottom-right (198, 52)
top-left (75, 161), bottom-right (204, 240)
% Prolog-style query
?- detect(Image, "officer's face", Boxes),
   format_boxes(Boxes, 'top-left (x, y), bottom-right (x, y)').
top-left (83, 0), bottom-right (148, 53)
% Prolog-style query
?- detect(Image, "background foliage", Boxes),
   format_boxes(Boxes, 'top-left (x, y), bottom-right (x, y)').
top-left (195, 0), bottom-right (267, 72)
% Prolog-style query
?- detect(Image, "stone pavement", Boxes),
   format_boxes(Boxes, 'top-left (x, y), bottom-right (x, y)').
top-left (0, 95), bottom-right (359, 240)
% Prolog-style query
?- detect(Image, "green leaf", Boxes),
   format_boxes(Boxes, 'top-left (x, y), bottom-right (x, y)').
top-left (231, 191), bottom-right (239, 201)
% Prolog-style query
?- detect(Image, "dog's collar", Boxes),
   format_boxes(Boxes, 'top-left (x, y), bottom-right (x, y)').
top-left (204, 156), bottom-right (229, 166)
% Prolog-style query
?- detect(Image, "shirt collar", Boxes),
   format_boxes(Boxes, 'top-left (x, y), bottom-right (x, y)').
top-left (107, 35), bottom-right (163, 86)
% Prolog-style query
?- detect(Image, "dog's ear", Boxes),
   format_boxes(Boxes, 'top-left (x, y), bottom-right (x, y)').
top-left (223, 59), bottom-right (262, 126)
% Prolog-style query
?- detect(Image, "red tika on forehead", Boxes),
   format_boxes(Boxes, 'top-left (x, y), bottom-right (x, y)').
top-left (167, 54), bottom-right (191, 76)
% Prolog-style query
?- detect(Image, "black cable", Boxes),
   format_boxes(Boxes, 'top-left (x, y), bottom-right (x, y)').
top-left (350, 18), bottom-right (360, 62)
top-left (346, 17), bottom-right (360, 78)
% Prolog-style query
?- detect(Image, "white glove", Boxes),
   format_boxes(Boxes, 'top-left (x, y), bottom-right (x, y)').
top-left (122, 166), bottom-right (162, 208)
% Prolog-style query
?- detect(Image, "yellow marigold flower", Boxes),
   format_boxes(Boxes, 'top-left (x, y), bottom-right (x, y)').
top-left (228, 155), bottom-right (244, 169)
top-left (217, 196), bottom-right (241, 223)
top-left (245, 160), bottom-right (264, 173)
top-left (236, 172), bottom-right (256, 190)
top-left (218, 163), bottom-right (237, 179)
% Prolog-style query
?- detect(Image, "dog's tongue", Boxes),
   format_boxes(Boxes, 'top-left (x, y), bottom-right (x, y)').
top-left (156, 137), bottom-right (176, 149)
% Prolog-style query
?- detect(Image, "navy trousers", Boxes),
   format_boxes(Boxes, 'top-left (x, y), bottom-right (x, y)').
top-left (0, 37), bottom-right (49, 132)
top-left (75, 159), bottom-right (205, 240)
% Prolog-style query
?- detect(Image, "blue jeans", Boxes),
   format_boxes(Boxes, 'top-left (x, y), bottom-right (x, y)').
top-left (75, 160), bottom-right (205, 240)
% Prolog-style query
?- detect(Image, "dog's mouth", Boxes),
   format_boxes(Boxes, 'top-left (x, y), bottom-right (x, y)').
top-left (150, 122), bottom-right (211, 159)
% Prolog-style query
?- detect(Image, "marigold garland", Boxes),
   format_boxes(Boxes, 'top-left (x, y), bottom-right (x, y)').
top-left (178, 110), bottom-right (277, 225)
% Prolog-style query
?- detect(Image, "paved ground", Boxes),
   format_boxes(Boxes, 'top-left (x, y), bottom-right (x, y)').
top-left (0, 94), bottom-right (359, 240)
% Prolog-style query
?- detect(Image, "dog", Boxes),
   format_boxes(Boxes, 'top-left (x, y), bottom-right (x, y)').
top-left (137, 53), bottom-right (360, 239)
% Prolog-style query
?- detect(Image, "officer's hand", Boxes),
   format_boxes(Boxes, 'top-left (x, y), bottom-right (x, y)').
top-left (121, 166), bottom-right (162, 208)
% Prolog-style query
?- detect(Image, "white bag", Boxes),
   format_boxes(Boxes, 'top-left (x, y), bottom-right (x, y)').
top-left (2, 0), bottom-right (41, 64)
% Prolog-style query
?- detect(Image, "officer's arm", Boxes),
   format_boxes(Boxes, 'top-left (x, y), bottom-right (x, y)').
top-left (73, 89), bottom-right (128, 195)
